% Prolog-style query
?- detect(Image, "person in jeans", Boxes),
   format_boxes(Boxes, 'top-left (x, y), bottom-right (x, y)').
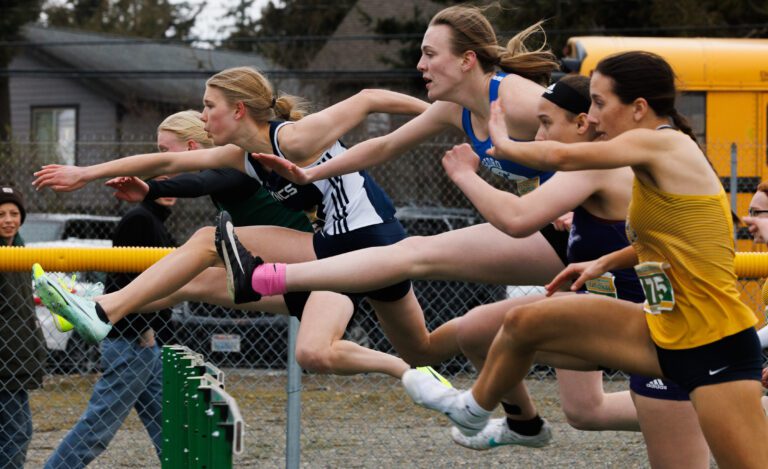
top-left (44, 183), bottom-right (177, 469)
top-left (0, 186), bottom-right (47, 469)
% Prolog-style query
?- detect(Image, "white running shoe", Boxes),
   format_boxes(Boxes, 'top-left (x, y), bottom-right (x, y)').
top-left (451, 417), bottom-right (553, 451)
top-left (402, 367), bottom-right (455, 412)
top-left (402, 368), bottom-right (489, 436)
top-left (33, 264), bottom-right (111, 344)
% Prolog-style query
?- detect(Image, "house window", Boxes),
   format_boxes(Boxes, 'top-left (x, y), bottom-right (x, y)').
top-left (677, 92), bottom-right (705, 144)
top-left (31, 107), bottom-right (77, 165)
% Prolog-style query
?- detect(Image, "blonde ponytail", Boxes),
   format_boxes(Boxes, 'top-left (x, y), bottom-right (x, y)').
top-left (207, 67), bottom-right (309, 122)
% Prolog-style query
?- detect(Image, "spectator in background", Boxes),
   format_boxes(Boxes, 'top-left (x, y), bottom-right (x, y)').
top-left (0, 186), bottom-right (46, 469)
top-left (44, 180), bottom-right (177, 469)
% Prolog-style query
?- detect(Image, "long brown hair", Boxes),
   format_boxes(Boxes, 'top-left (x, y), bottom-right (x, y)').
top-left (428, 5), bottom-right (559, 86)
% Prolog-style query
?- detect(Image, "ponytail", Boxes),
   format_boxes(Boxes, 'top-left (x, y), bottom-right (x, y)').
top-left (273, 94), bottom-right (307, 122)
top-left (497, 21), bottom-right (559, 86)
top-left (207, 67), bottom-right (309, 123)
top-left (669, 108), bottom-right (697, 146)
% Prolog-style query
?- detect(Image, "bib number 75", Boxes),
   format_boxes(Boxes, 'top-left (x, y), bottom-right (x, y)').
top-left (634, 261), bottom-right (675, 315)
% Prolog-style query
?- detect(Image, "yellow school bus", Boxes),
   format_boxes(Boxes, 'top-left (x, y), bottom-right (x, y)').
top-left (563, 36), bottom-right (768, 250)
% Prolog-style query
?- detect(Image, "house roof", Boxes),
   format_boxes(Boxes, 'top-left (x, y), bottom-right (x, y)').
top-left (308, 0), bottom-right (440, 74)
top-left (16, 24), bottom-right (286, 106)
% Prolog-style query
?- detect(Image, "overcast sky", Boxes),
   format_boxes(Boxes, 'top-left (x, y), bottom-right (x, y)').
top-left (177, 0), bottom-right (275, 43)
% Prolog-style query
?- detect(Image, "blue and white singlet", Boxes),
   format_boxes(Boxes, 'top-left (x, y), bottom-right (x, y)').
top-left (462, 72), bottom-right (554, 194)
top-left (244, 121), bottom-right (397, 236)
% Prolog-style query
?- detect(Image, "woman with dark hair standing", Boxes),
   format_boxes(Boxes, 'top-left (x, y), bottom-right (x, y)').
top-left (412, 51), bottom-right (768, 468)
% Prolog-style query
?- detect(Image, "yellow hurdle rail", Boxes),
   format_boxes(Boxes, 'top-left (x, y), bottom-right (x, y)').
top-left (3, 246), bottom-right (768, 277)
top-left (0, 246), bottom-right (175, 272)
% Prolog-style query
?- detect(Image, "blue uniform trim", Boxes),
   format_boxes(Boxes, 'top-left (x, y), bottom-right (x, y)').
top-left (461, 72), bottom-right (554, 183)
top-left (567, 206), bottom-right (644, 303)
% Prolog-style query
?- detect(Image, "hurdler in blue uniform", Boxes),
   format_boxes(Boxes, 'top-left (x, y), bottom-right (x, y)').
top-left (463, 71), bottom-right (568, 265)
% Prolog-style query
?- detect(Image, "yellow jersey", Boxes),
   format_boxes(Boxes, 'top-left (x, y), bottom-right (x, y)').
top-left (627, 177), bottom-right (756, 349)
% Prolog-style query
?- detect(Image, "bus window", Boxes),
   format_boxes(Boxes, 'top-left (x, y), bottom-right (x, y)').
top-left (678, 92), bottom-right (705, 143)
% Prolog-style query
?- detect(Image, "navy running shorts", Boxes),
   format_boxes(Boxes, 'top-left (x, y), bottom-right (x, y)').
top-left (284, 291), bottom-right (310, 319)
top-left (540, 223), bottom-right (569, 266)
top-left (655, 327), bottom-right (762, 393)
top-left (629, 374), bottom-right (689, 400)
top-left (313, 219), bottom-right (412, 302)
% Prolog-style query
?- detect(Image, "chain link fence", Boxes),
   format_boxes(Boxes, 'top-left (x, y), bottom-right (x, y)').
top-left (1, 138), bottom-right (766, 467)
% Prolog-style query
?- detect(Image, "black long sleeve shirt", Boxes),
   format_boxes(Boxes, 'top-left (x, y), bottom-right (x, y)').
top-left (105, 200), bottom-right (176, 340)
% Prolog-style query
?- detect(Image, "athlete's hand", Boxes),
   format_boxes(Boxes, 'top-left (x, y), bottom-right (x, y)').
top-left (442, 143), bottom-right (480, 181)
top-left (32, 165), bottom-right (89, 192)
top-left (105, 176), bottom-right (149, 202)
top-left (486, 100), bottom-right (509, 158)
top-left (545, 259), bottom-right (606, 296)
top-left (743, 216), bottom-right (768, 244)
top-left (250, 153), bottom-right (314, 185)
top-left (552, 212), bottom-right (574, 231)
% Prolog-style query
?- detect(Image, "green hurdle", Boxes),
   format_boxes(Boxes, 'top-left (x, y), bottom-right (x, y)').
top-left (162, 345), bottom-right (244, 469)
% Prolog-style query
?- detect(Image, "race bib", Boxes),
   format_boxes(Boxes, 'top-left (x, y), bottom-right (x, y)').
top-left (515, 177), bottom-right (540, 196)
top-left (634, 261), bottom-right (674, 314)
top-left (585, 273), bottom-right (617, 298)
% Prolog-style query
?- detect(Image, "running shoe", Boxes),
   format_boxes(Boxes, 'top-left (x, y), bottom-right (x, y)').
top-left (451, 417), bottom-right (553, 450)
top-left (49, 274), bottom-right (102, 333)
top-left (402, 366), bottom-right (454, 410)
top-left (51, 313), bottom-right (74, 333)
top-left (215, 211), bottom-right (264, 304)
top-left (402, 367), bottom-right (489, 436)
top-left (32, 263), bottom-right (111, 344)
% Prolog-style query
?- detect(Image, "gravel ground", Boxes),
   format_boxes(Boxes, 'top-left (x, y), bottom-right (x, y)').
top-left (24, 371), bottom-right (657, 468)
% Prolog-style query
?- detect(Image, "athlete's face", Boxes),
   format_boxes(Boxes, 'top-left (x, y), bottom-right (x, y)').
top-left (156, 130), bottom-right (188, 153)
top-left (535, 99), bottom-right (590, 144)
top-left (201, 86), bottom-right (239, 145)
top-left (749, 190), bottom-right (768, 221)
top-left (417, 25), bottom-right (465, 101)
top-left (587, 72), bottom-right (635, 140)
top-left (0, 202), bottom-right (21, 246)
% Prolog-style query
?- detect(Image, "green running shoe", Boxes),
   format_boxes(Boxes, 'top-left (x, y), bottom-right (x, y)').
top-left (32, 263), bottom-right (111, 344)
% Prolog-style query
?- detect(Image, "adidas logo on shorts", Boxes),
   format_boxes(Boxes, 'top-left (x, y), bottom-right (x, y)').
top-left (645, 379), bottom-right (668, 390)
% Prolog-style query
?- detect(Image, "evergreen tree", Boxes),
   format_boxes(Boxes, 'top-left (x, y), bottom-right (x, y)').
top-left (43, 0), bottom-right (203, 40)
top-left (220, 0), bottom-right (355, 68)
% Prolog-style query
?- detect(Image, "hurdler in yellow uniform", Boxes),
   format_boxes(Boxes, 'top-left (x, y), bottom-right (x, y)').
top-left (627, 177), bottom-right (757, 350)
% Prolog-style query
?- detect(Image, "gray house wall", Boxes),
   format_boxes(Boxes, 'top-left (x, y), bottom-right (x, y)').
top-left (9, 52), bottom-right (118, 146)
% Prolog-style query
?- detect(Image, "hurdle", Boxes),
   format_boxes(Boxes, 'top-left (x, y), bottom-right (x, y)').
top-left (162, 345), bottom-right (244, 469)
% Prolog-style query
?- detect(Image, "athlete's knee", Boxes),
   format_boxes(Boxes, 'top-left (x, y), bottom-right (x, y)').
top-left (184, 227), bottom-right (219, 260)
top-left (397, 236), bottom-right (433, 275)
top-left (501, 304), bottom-right (542, 346)
top-left (189, 226), bottom-right (215, 247)
top-left (561, 400), bottom-right (604, 430)
top-left (294, 345), bottom-right (335, 374)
